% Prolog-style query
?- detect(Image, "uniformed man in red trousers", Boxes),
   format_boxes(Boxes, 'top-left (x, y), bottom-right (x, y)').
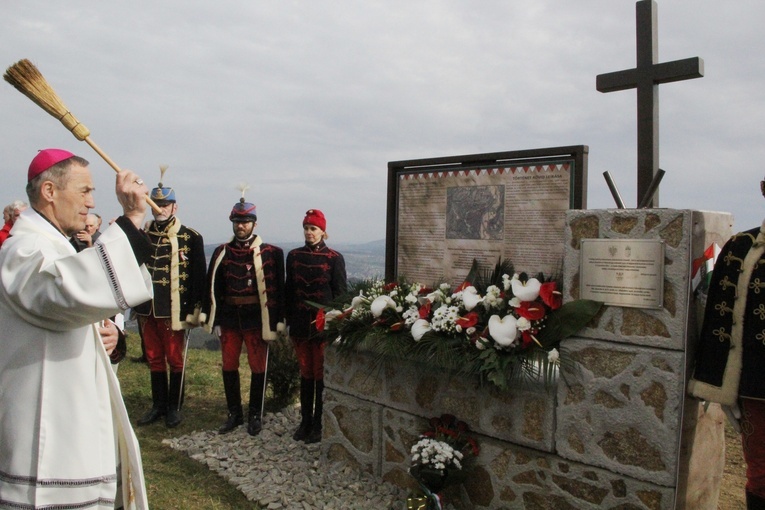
top-left (201, 193), bottom-right (285, 436)
top-left (134, 168), bottom-right (206, 428)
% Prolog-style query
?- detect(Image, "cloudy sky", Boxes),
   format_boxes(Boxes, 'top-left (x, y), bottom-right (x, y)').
top-left (1, 1), bottom-right (763, 246)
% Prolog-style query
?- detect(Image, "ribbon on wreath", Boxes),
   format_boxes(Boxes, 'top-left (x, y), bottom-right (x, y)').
top-left (406, 482), bottom-right (443, 510)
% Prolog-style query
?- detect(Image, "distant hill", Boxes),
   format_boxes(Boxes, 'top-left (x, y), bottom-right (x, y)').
top-left (204, 239), bottom-right (385, 282)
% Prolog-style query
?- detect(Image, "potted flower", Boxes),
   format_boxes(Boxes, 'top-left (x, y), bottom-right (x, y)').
top-left (407, 414), bottom-right (480, 509)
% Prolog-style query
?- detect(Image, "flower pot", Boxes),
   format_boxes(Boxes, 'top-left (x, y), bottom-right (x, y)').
top-left (410, 465), bottom-right (448, 494)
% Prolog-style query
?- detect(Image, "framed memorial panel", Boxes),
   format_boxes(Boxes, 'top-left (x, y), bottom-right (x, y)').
top-left (385, 146), bottom-right (588, 285)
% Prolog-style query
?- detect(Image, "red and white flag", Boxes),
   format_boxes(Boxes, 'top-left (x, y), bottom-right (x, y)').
top-left (691, 243), bottom-right (721, 293)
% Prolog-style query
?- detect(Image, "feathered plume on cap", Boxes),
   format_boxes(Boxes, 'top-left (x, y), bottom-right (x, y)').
top-left (229, 183), bottom-right (257, 223)
top-left (150, 164), bottom-right (176, 204)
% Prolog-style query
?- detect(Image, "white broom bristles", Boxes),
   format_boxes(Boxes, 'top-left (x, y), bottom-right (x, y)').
top-left (4, 59), bottom-right (91, 141)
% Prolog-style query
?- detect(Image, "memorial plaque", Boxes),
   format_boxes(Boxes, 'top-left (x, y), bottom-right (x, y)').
top-left (385, 146), bottom-right (588, 285)
top-left (579, 238), bottom-right (664, 309)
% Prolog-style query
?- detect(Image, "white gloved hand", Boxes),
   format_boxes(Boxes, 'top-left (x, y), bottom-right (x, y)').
top-left (721, 402), bottom-right (742, 434)
top-left (213, 325), bottom-right (221, 340)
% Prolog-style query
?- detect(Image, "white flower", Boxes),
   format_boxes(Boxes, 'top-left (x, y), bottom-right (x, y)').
top-left (511, 274), bottom-right (541, 302)
top-left (371, 295), bottom-right (396, 317)
top-left (460, 286), bottom-right (482, 311)
top-left (431, 305), bottom-right (460, 332)
top-left (324, 309), bottom-right (343, 329)
top-left (502, 274), bottom-right (512, 291)
top-left (351, 295), bottom-right (367, 308)
top-left (412, 319), bottom-right (432, 341)
top-left (402, 306), bottom-right (420, 326)
top-left (482, 285), bottom-right (502, 310)
top-left (426, 289), bottom-right (447, 304)
top-left (410, 438), bottom-right (462, 470)
top-left (509, 297), bottom-right (521, 308)
top-left (548, 348), bottom-right (560, 363)
top-left (488, 314), bottom-right (518, 347)
top-left (466, 326), bottom-right (476, 336)
top-left (516, 316), bottom-right (531, 331)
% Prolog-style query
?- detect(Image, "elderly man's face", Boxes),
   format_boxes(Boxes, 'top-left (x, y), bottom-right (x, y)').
top-left (11, 205), bottom-right (26, 225)
top-left (53, 163), bottom-right (95, 236)
top-left (152, 202), bottom-right (177, 222)
top-left (84, 215), bottom-right (98, 235)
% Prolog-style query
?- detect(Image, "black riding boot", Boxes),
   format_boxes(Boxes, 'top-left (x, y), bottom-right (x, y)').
top-left (248, 372), bottom-right (265, 436)
top-left (219, 370), bottom-right (244, 434)
top-left (305, 379), bottom-right (324, 444)
top-left (748, 491), bottom-right (765, 510)
top-left (293, 377), bottom-right (314, 441)
top-left (137, 371), bottom-right (168, 426)
top-left (166, 371), bottom-right (184, 428)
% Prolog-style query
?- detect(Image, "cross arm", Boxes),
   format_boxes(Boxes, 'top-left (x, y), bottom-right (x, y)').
top-left (596, 69), bottom-right (639, 93)
top-left (596, 57), bottom-right (704, 93)
top-left (651, 57), bottom-right (704, 84)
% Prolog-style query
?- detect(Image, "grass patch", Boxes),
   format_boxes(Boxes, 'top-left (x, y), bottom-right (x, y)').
top-left (118, 332), bottom-right (298, 509)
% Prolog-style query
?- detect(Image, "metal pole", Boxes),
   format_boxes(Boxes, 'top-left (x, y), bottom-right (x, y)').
top-left (638, 168), bottom-right (666, 209)
top-left (603, 171), bottom-right (626, 209)
top-left (178, 329), bottom-right (191, 412)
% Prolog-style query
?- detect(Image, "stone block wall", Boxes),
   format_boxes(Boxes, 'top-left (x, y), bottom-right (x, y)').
top-left (321, 209), bottom-right (733, 509)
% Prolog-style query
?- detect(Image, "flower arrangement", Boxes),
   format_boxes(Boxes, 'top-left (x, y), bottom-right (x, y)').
top-left (407, 414), bottom-right (479, 509)
top-left (316, 259), bottom-right (602, 390)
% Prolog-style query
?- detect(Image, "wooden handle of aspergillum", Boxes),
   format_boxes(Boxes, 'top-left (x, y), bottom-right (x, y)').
top-left (84, 137), bottom-right (161, 214)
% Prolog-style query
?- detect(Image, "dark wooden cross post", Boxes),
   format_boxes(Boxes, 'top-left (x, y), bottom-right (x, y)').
top-left (596, 0), bottom-right (703, 208)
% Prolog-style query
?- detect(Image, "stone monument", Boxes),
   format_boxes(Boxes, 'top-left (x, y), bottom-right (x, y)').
top-left (321, 2), bottom-right (729, 508)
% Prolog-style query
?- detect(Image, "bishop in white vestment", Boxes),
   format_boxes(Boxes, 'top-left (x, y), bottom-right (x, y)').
top-left (0, 149), bottom-right (153, 510)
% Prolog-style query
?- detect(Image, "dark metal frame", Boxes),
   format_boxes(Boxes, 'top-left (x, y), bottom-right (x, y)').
top-left (385, 145), bottom-right (589, 281)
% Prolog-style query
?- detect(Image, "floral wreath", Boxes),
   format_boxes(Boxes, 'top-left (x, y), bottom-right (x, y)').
top-left (314, 258), bottom-right (602, 389)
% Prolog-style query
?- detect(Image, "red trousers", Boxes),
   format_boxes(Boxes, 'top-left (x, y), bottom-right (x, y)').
top-left (220, 327), bottom-right (268, 373)
top-left (139, 315), bottom-right (186, 373)
top-left (742, 398), bottom-right (765, 498)
top-left (292, 337), bottom-right (325, 380)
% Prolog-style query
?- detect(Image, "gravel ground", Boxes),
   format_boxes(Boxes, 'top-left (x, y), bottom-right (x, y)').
top-left (163, 406), bottom-right (416, 510)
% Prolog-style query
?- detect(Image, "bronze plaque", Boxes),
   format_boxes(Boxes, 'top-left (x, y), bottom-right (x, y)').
top-left (579, 238), bottom-right (664, 309)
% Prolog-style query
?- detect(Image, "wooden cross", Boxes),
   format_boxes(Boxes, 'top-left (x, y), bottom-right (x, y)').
top-left (596, 0), bottom-right (703, 208)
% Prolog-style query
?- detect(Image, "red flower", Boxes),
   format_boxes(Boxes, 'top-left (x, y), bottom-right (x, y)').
top-left (456, 312), bottom-right (479, 329)
top-left (521, 330), bottom-right (535, 348)
top-left (467, 438), bottom-right (480, 456)
top-left (384, 282), bottom-right (398, 292)
top-left (314, 309), bottom-right (326, 332)
top-left (454, 281), bottom-right (471, 292)
top-left (516, 301), bottom-right (546, 321)
top-left (418, 301), bottom-right (432, 319)
top-left (540, 282), bottom-right (562, 310)
top-left (389, 321), bottom-right (405, 332)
